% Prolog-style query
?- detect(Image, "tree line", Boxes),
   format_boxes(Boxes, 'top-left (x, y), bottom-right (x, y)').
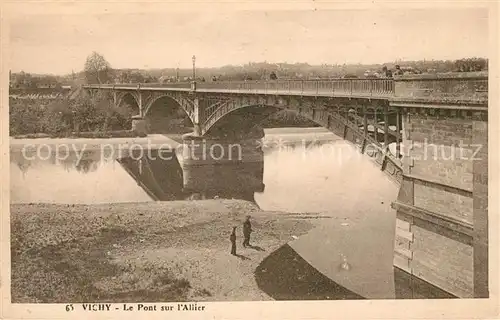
top-left (9, 52), bottom-right (488, 89)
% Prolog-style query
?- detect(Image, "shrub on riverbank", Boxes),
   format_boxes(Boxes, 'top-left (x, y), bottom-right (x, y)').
top-left (9, 91), bottom-right (134, 137)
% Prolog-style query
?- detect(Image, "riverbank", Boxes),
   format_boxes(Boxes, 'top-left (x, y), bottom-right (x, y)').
top-left (11, 130), bottom-right (145, 140)
top-left (11, 200), bottom-right (325, 303)
top-left (9, 134), bottom-right (183, 153)
top-left (10, 128), bottom-right (337, 151)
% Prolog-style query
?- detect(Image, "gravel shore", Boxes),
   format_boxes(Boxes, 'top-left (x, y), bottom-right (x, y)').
top-left (11, 200), bottom-right (318, 303)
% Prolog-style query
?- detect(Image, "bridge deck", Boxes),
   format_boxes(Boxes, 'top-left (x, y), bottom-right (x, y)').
top-left (83, 74), bottom-right (488, 104)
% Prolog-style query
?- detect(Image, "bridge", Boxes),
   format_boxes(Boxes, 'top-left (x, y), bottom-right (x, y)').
top-left (83, 72), bottom-right (488, 299)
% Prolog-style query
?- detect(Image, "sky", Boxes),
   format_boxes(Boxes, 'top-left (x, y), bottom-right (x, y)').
top-left (8, 6), bottom-right (490, 75)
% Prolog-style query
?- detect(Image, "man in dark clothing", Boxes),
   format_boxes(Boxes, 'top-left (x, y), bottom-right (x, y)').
top-left (242, 216), bottom-right (252, 247)
top-left (230, 227), bottom-right (237, 255)
top-left (382, 66), bottom-right (393, 78)
top-left (394, 65), bottom-right (403, 76)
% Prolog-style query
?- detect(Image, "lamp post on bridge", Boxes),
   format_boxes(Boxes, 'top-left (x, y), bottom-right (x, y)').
top-left (192, 55), bottom-right (196, 79)
top-left (191, 55), bottom-right (197, 91)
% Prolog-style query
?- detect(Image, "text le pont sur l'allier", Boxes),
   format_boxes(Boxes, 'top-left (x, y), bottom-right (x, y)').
top-left (81, 303), bottom-right (205, 312)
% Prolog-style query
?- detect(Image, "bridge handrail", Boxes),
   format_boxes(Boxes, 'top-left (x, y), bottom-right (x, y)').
top-left (84, 78), bottom-right (395, 98)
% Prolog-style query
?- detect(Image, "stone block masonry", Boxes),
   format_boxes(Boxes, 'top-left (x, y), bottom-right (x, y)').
top-left (393, 105), bottom-right (487, 298)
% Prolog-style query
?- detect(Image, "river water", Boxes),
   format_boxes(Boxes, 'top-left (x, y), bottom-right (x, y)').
top-left (11, 128), bottom-right (443, 299)
top-left (10, 128), bottom-right (397, 208)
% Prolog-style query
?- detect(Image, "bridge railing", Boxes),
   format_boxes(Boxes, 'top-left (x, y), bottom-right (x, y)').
top-left (195, 79), bottom-right (394, 97)
top-left (89, 83), bottom-right (193, 89)
top-left (85, 74), bottom-right (488, 104)
top-left (85, 79), bottom-right (395, 98)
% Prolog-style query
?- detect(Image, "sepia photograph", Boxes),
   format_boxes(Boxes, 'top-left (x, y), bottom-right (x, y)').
top-left (0, 1), bottom-right (498, 319)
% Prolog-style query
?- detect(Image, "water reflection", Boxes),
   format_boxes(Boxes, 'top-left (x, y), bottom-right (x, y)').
top-left (10, 146), bottom-right (265, 204)
top-left (117, 150), bottom-right (186, 201)
top-left (181, 161), bottom-right (264, 203)
top-left (10, 149), bottom-right (152, 204)
top-left (117, 149), bottom-right (264, 203)
top-left (10, 134), bottom-right (393, 209)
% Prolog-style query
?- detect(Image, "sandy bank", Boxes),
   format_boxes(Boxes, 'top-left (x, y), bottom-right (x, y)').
top-left (9, 128), bottom-right (338, 151)
top-left (9, 134), bottom-right (181, 152)
top-left (11, 200), bottom-right (322, 303)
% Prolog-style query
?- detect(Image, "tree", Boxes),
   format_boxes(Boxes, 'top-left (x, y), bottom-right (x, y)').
top-left (84, 51), bottom-right (112, 84)
top-left (269, 71), bottom-right (278, 80)
top-left (454, 58), bottom-right (487, 72)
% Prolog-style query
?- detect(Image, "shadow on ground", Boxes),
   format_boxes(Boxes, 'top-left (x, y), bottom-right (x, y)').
top-left (255, 244), bottom-right (457, 300)
top-left (234, 254), bottom-right (251, 260)
top-left (247, 245), bottom-right (265, 252)
top-left (255, 244), bottom-right (363, 300)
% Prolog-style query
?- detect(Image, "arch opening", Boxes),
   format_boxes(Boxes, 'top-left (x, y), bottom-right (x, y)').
top-left (204, 104), bottom-right (325, 138)
top-left (203, 103), bottom-right (401, 158)
top-left (114, 93), bottom-right (140, 130)
top-left (144, 95), bottom-right (194, 135)
top-left (119, 93), bottom-right (140, 115)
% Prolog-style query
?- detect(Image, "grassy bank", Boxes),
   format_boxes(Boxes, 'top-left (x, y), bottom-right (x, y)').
top-left (11, 200), bottom-right (319, 303)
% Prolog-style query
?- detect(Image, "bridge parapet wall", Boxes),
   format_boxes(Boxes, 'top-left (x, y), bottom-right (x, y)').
top-left (392, 72), bottom-right (488, 105)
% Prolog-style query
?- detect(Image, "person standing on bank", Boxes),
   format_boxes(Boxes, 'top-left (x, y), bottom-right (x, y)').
top-left (242, 216), bottom-right (252, 248)
top-left (230, 227), bottom-right (237, 255)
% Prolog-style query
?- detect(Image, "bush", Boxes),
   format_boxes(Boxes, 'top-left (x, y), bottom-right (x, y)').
top-left (9, 92), bottom-right (134, 137)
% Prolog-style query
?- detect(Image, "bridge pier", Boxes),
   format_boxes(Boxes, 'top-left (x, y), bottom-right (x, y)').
top-left (193, 124), bottom-right (202, 137)
top-left (178, 128), bottom-right (264, 166)
top-left (390, 73), bottom-right (488, 298)
top-left (472, 112), bottom-right (488, 298)
top-left (131, 116), bottom-right (148, 136)
top-left (176, 129), bottom-right (265, 201)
